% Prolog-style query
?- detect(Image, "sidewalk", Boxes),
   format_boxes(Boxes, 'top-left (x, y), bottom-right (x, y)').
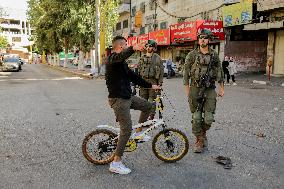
top-left (45, 61), bottom-right (95, 79)
top-left (234, 72), bottom-right (284, 87)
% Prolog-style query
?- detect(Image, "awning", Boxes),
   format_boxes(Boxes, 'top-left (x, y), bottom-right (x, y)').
top-left (244, 20), bottom-right (284, 30)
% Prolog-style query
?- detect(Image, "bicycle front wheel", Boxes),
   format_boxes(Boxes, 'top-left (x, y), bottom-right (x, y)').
top-left (152, 128), bottom-right (189, 163)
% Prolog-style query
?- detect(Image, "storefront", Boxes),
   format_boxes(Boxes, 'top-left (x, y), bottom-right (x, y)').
top-left (126, 20), bottom-right (225, 64)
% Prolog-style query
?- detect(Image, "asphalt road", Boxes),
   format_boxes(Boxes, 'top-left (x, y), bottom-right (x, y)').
top-left (0, 64), bottom-right (283, 189)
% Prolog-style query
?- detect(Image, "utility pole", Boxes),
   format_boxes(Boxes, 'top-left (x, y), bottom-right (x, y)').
top-left (93, 0), bottom-right (100, 76)
top-left (129, 0), bottom-right (132, 35)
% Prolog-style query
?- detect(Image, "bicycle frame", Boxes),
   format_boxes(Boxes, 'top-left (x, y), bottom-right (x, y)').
top-left (97, 94), bottom-right (166, 141)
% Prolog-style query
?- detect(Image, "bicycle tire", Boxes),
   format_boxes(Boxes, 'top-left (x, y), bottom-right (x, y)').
top-left (82, 129), bottom-right (117, 165)
top-left (152, 128), bottom-right (189, 163)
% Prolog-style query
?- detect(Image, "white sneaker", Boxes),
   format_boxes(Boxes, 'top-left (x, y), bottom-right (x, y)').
top-left (132, 132), bottom-right (151, 142)
top-left (109, 161), bottom-right (131, 174)
top-left (232, 82), bottom-right (237, 86)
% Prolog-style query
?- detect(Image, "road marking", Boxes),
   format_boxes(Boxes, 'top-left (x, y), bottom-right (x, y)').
top-left (0, 77), bottom-right (83, 82)
top-left (0, 72), bottom-right (12, 76)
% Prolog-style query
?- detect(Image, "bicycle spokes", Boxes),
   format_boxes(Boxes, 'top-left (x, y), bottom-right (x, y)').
top-left (152, 129), bottom-right (189, 162)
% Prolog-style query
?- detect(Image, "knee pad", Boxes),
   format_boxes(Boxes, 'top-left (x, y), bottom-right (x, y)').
top-left (204, 111), bottom-right (214, 125)
top-left (192, 111), bottom-right (202, 124)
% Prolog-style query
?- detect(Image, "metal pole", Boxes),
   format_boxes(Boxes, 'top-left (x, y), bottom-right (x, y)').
top-left (94, 0), bottom-right (101, 76)
top-left (130, 0), bottom-right (133, 36)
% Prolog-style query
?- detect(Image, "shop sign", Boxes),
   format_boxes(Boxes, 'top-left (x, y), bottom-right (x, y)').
top-left (196, 20), bottom-right (225, 40)
top-left (170, 21), bottom-right (197, 43)
top-left (148, 29), bottom-right (170, 45)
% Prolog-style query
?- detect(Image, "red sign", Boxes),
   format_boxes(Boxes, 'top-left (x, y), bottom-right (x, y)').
top-left (137, 34), bottom-right (149, 46)
top-left (170, 22), bottom-right (197, 43)
top-left (148, 29), bottom-right (170, 45)
top-left (196, 20), bottom-right (225, 40)
top-left (127, 36), bottom-right (138, 46)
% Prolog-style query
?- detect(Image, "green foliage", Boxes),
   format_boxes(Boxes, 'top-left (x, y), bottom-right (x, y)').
top-left (0, 35), bottom-right (8, 49)
top-left (27, 0), bottom-right (119, 53)
top-left (101, 0), bottom-right (119, 46)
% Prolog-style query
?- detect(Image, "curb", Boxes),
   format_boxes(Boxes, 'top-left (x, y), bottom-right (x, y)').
top-left (45, 64), bottom-right (93, 79)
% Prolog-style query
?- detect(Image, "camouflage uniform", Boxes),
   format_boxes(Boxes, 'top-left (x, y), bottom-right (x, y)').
top-left (138, 53), bottom-right (164, 115)
top-left (183, 48), bottom-right (223, 138)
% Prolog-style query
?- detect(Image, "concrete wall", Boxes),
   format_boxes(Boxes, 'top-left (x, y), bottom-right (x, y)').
top-left (114, 12), bottom-right (130, 37)
top-left (273, 30), bottom-right (284, 75)
top-left (225, 41), bottom-right (267, 72)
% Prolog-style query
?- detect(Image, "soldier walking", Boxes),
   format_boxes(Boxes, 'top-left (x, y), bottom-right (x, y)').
top-left (137, 40), bottom-right (164, 123)
top-left (183, 29), bottom-right (224, 153)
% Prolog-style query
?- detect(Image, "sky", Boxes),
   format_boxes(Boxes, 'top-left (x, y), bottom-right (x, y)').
top-left (0, 0), bottom-right (28, 11)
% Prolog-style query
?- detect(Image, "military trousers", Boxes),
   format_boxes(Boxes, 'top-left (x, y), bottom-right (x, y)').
top-left (139, 88), bottom-right (158, 115)
top-left (108, 96), bottom-right (152, 157)
top-left (188, 86), bottom-right (217, 137)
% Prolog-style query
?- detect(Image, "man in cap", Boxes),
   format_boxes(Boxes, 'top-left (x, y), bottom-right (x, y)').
top-left (183, 29), bottom-right (224, 153)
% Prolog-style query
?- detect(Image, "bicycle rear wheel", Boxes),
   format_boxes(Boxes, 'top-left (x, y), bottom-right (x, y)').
top-left (152, 128), bottom-right (189, 163)
top-left (82, 129), bottom-right (117, 165)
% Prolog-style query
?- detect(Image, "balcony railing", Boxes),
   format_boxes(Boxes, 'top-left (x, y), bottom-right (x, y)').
top-left (118, 3), bottom-right (130, 14)
top-left (0, 23), bottom-right (22, 29)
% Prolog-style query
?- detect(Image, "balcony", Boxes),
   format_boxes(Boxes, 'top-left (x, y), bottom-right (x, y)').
top-left (0, 23), bottom-right (22, 30)
top-left (118, 3), bottom-right (130, 14)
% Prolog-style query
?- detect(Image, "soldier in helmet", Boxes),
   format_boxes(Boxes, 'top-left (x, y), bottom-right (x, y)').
top-left (183, 29), bottom-right (224, 153)
top-left (135, 40), bottom-right (164, 136)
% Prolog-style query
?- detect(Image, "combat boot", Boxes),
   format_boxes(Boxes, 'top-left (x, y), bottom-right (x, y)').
top-left (193, 136), bottom-right (204, 153)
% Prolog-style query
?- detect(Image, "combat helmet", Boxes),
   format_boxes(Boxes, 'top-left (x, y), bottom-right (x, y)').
top-left (197, 29), bottom-right (214, 40)
top-left (145, 40), bottom-right (157, 49)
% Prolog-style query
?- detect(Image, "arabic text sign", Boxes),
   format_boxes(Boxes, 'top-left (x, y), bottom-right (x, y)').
top-left (137, 34), bottom-right (149, 46)
top-left (170, 22), bottom-right (197, 42)
top-left (127, 36), bottom-right (137, 47)
top-left (196, 20), bottom-right (225, 40)
top-left (148, 29), bottom-right (170, 45)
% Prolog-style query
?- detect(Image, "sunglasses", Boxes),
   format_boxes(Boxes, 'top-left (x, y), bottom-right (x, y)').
top-left (199, 36), bottom-right (209, 39)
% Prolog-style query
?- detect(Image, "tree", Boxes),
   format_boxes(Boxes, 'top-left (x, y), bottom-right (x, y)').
top-left (27, 0), bottom-right (119, 70)
top-left (0, 35), bottom-right (8, 49)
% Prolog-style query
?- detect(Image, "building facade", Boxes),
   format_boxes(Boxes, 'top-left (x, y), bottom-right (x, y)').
top-left (243, 0), bottom-right (284, 75)
top-left (0, 7), bottom-right (34, 48)
top-left (114, 0), bottom-right (225, 62)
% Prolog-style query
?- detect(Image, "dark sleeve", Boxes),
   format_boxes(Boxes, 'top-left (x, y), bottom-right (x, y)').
top-left (128, 67), bottom-right (152, 88)
top-left (110, 47), bottom-right (135, 64)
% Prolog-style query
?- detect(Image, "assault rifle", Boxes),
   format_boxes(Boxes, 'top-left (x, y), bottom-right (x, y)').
top-left (196, 55), bottom-right (216, 111)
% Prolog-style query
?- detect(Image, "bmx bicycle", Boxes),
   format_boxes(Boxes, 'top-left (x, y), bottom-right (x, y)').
top-left (82, 93), bottom-right (189, 164)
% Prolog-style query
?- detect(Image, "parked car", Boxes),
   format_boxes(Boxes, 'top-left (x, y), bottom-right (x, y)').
top-left (2, 56), bottom-right (21, 72)
top-left (126, 58), bottom-right (139, 73)
top-left (162, 59), bottom-right (178, 77)
top-left (5, 54), bottom-right (22, 70)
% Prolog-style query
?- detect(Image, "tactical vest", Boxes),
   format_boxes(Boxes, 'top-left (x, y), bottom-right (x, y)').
top-left (190, 53), bottom-right (217, 87)
top-left (139, 53), bottom-right (161, 80)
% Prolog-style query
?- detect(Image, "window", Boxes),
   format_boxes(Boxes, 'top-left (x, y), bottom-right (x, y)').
top-left (116, 22), bottom-right (122, 31)
top-left (149, 0), bottom-right (155, 10)
top-left (12, 37), bottom-right (21, 42)
top-left (140, 2), bottom-right (146, 13)
top-left (160, 21), bottom-right (168, 29)
top-left (140, 27), bottom-right (145, 34)
top-left (148, 25), bottom-right (153, 32)
top-left (123, 20), bottom-right (128, 28)
top-left (131, 6), bottom-right (136, 17)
